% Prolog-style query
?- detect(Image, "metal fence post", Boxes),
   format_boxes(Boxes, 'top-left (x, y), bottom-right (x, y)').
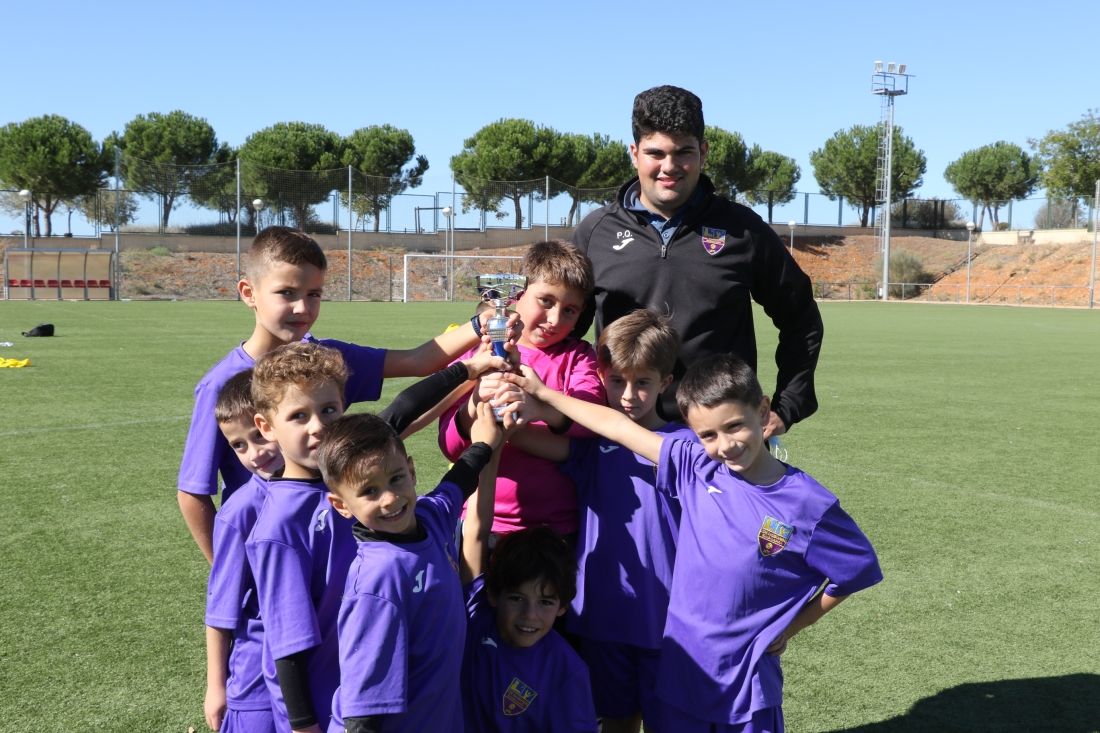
top-left (1007, 199), bottom-right (1013, 230)
top-left (1090, 181), bottom-right (1099, 308)
top-left (545, 176), bottom-right (550, 241)
top-left (838, 196), bottom-right (843, 226)
top-left (803, 193), bottom-right (809, 225)
top-left (451, 172), bottom-right (457, 302)
top-left (348, 165), bottom-right (353, 302)
top-left (114, 148), bottom-right (120, 301)
top-left (235, 158), bottom-right (241, 294)
top-left (402, 254), bottom-right (409, 303)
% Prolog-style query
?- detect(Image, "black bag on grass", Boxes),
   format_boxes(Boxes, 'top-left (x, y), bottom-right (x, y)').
top-left (22, 323), bottom-right (54, 337)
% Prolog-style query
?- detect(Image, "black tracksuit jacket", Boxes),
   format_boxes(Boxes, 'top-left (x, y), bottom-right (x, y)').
top-left (570, 174), bottom-right (823, 428)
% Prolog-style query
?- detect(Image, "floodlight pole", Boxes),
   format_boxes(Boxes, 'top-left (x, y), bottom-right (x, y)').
top-left (871, 63), bottom-right (911, 302)
top-left (236, 158), bottom-right (242, 296)
top-left (114, 148), bottom-right (121, 301)
top-left (348, 165), bottom-right (353, 302)
top-left (881, 99), bottom-right (894, 300)
top-left (451, 172), bottom-right (457, 301)
top-left (545, 176), bottom-right (550, 241)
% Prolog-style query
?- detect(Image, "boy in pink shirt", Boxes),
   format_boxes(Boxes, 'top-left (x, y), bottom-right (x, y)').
top-left (438, 240), bottom-right (605, 536)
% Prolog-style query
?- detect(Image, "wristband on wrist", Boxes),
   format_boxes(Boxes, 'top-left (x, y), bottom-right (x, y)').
top-left (470, 314), bottom-right (483, 339)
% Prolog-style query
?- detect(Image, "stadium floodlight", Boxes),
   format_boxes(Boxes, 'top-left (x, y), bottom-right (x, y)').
top-left (898, 63), bottom-right (907, 74)
top-left (252, 199), bottom-right (265, 234)
top-left (18, 190), bottom-right (32, 249)
top-left (887, 62), bottom-right (896, 73)
top-left (875, 60), bottom-right (883, 72)
top-left (870, 60), bottom-right (913, 301)
top-left (966, 222), bottom-right (976, 303)
top-left (787, 221), bottom-right (797, 255)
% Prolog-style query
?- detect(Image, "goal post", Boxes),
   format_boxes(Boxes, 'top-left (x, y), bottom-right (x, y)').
top-left (402, 254), bottom-right (522, 303)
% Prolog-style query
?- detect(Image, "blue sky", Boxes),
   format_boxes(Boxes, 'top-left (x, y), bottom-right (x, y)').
top-left (5, 0), bottom-right (1097, 200)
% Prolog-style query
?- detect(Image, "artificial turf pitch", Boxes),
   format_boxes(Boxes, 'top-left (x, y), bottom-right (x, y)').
top-left (1, 300), bottom-right (1098, 732)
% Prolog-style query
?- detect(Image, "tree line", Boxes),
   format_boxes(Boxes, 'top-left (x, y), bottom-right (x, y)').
top-left (1, 109), bottom-right (1097, 236)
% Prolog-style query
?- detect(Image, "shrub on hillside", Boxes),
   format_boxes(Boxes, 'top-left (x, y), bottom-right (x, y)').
top-left (875, 249), bottom-right (933, 299)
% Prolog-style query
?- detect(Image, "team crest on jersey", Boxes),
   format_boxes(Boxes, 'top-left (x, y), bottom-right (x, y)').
top-left (503, 678), bottom-right (537, 715)
top-left (701, 226), bottom-right (726, 255)
top-left (758, 515), bottom-right (794, 556)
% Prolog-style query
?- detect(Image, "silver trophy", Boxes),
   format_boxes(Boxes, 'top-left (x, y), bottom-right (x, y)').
top-left (476, 274), bottom-right (528, 419)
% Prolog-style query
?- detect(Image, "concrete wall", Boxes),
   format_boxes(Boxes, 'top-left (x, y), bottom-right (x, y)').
top-left (977, 229), bottom-right (1097, 246)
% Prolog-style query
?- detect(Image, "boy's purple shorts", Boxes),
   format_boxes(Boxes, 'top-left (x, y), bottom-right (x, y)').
top-left (220, 708), bottom-right (276, 733)
top-left (662, 704), bottom-right (783, 733)
top-left (580, 638), bottom-right (665, 729)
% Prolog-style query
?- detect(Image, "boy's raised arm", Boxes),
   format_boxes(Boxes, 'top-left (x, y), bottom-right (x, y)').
top-left (382, 311), bottom-right (522, 378)
top-left (502, 367), bottom-right (664, 464)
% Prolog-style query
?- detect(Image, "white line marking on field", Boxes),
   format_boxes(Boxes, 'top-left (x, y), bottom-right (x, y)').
top-left (0, 415), bottom-right (189, 437)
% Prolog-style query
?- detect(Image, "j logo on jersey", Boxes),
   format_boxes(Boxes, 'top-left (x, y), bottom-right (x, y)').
top-left (758, 515), bottom-right (794, 556)
top-left (503, 678), bottom-right (537, 715)
top-left (701, 227), bottom-right (726, 255)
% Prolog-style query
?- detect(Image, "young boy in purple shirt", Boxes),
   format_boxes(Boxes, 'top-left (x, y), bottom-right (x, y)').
top-left (318, 401), bottom-right (510, 733)
top-left (460, 494), bottom-right (597, 732)
top-left (179, 225), bottom-right (519, 563)
top-left (245, 341), bottom-right (509, 733)
top-left (504, 309), bottom-right (692, 733)
top-left (502, 354), bottom-right (883, 733)
top-left (205, 370), bottom-right (282, 733)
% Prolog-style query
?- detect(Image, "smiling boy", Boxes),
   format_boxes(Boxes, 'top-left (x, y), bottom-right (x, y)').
top-left (439, 240), bottom-right (605, 538)
top-left (319, 401), bottom-right (508, 733)
top-left (503, 354), bottom-right (882, 733)
top-left (178, 226), bottom-right (518, 563)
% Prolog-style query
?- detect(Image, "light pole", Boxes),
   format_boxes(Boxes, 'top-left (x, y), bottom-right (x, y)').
top-left (871, 61), bottom-right (912, 301)
top-left (18, 190), bottom-right (32, 249)
top-left (252, 199), bottom-right (265, 234)
top-left (441, 206), bottom-right (454, 301)
top-left (787, 221), bottom-right (796, 255)
top-left (966, 221), bottom-right (976, 303)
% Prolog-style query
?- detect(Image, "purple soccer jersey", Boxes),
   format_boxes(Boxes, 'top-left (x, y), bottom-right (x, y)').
top-left (178, 336), bottom-right (386, 502)
top-left (245, 476), bottom-right (357, 733)
top-left (205, 475), bottom-right (272, 714)
top-left (559, 422), bottom-right (696, 649)
top-left (655, 438), bottom-right (882, 725)
top-left (329, 481), bottom-right (467, 733)
top-left (461, 576), bottom-right (598, 733)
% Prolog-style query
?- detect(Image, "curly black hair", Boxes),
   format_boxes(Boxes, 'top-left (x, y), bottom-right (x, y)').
top-left (486, 526), bottom-right (578, 605)
top-left (632, 85), bottom-right (705, 143)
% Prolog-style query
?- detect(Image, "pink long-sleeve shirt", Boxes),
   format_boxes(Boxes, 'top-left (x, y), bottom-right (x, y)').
top-left (439, 337), bottom-right (605, 535)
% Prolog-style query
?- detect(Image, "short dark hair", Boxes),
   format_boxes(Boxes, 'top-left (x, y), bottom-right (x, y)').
top-left (245, 225), bottom-right (327, 283)
top-left (316, 413), bottom-right (407, 495)
top-left (520, 240), bottom-right (595, 298)
top-left (215, 369), bottom-right (256, 424)
top-left (252, 342), bottom-right (348, 420)
top-left (632, 86), bottom-right (705, 144)
top-left (486, 527), bottom-right (578, 605)
top-left (676, 353), bottom-right (764, 417)
top-left (597, 309), bottom-right (680, 377)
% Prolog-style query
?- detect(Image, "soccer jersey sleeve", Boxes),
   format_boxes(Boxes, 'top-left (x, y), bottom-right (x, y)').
top-left (205, 518), bottom-right (248, 630)
top-left (656, 437), bottom-right (706, 500)
top-left (336, 593), bottom-right (409, 717)
top-left (805, 503), bottom-right (884, 598)
top-left (178, 379), bottom-right (225, 496)
top-left (246, 539), bottom-right (322, 660)
top-left (325, 340), bottom-right (387, 405)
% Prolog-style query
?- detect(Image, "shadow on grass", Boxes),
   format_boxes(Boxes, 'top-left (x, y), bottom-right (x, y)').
top-left (825, 674), bottom-right (1100, 733)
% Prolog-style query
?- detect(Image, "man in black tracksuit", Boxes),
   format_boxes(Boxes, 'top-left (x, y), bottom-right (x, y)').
top-left (570, 86), bottom-right (822, 437)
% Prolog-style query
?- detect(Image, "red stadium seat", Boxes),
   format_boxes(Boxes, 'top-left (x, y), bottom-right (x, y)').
top-left (20, 279), bottom-right (31, 287)
top-left (99, 280), bottom-right (111, 288)
top-left (47, 279), bottom-right (59, 288)
top-left (34, 279), bottom-right (45, 288)
top-left (61, 279), bottom-right (73, 288)
top-left (87, 280), bottom-right (99, 288)
top-left (74, 279), bottom-right (86, 287)
top-left (7, 279), bottom-right (17, 287)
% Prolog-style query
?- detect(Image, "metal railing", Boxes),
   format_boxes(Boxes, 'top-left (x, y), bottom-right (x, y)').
top-left (813, 282), bottom-right (1093, 307)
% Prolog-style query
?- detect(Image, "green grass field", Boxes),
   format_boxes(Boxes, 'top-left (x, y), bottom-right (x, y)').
top-left (2, 300), bottom-right (1098, 732)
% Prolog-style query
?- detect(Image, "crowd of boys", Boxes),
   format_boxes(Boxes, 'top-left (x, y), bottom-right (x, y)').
top-left (180, 226), bottom-right (882, 733)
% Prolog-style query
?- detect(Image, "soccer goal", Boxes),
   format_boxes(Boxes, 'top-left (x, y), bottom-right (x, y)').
top-left (5, 248), bottom-right (116, 301)
top-left (402, 254), bottom-right (522, 303)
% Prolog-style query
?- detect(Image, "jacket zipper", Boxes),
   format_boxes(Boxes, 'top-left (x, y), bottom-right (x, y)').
top-left (662, 222), bottom-right (685, 259)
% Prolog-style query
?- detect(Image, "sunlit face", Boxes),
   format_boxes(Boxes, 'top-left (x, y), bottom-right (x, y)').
top-left (685, 398), bottom-right (771, 481)
top-left (600, 367), bottom-right (673, 425)
top-left (629, 132), bottom-right (709, 217)
top-left (489, 578), bottom-right (566, 649)
top-left (218, 413), bottom-right (285, 479)
top-left (514, 282), bottom-right (586, 349)
top-left (328, 451), bottom-right (419, 535)
top-left (240, 261), bottom-right (324, 345)
top-left (255, 381), bottom-right (344, 476)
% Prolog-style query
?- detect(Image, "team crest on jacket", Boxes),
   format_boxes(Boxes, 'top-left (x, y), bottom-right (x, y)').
top-left (701, 227), bottom-right (726, 255)
top-left (503, 677), bottom-right (537, 715)
top-left (758, 515), bottom-right (794, 556)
